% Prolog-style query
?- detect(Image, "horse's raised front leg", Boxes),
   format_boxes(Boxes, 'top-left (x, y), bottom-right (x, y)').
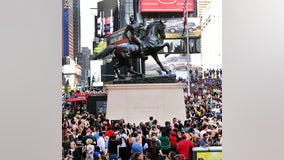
top-left (152, 54), bottom-right (169, 75)
top-left (154, 42), bottom-right (171, 58)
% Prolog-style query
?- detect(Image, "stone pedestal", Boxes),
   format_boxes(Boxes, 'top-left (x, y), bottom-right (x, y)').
top-left (105, 83), bottom-right (186, 125)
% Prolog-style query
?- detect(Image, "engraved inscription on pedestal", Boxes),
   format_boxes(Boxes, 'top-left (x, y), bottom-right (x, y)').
top-left (105, 83), bottom-right (186, 125)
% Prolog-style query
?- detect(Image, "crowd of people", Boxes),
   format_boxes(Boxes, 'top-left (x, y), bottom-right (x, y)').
top-left (62, 73), bottom-right (222, 160)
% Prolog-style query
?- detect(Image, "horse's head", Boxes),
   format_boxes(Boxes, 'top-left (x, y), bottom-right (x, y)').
top-left (146, 20), bottom-right (166, 39)
top-left (156, 20), bottom-right (166, 39)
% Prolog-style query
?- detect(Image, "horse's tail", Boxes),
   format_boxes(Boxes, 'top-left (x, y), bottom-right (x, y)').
top-left (93, 45), bottom-right (116, 60)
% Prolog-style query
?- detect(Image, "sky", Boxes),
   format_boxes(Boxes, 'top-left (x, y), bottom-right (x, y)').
top-left (80, 0), bottom-right (100, 50)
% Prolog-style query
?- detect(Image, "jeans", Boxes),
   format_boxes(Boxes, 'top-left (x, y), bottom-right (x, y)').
top-left (109, 153), bottom-right (118, 160)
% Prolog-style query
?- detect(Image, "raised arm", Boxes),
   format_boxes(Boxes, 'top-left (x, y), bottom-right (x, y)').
top-left (123, 25), bottom-right (130, 41)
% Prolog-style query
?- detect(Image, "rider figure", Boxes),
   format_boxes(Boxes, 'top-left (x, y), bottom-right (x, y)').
top-left (124, 15), bottom-right (148, 61)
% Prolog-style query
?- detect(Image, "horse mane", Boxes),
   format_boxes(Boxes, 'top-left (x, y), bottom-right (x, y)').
top-left (146, 21), bottom-right (163, 30)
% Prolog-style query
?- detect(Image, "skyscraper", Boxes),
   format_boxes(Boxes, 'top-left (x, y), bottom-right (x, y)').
top-left (63, 0), bottom-right (74, 60)
top-left (73, 0), bottom-right (81, 59)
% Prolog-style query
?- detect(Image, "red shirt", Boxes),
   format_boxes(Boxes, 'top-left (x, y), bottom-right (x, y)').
top-left (176, 139), bottom-right (194, 160)
top-left (105, 130), bottom-right (114, 137)
top-left (170, 132), bottom-right (177, 147)
top-left (85, 92), bottom-right (89, 99)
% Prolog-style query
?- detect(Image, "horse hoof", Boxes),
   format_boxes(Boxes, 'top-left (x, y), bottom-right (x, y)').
top-left (134, 74), bottom-right (143, 78)
top-left (165, 52), bottom-right (170, 58)
top-left (142, 57), bottom-right (148, 61)
top-left (118, 76), bottom-right (126, 79)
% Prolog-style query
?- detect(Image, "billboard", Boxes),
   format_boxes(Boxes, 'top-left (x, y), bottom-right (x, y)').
top-left (145, 17), bottom-right (201, 38)
top-left (192, 147), bottom-right (222, 160)
top-left (149, 38), bottom-right (200, 54)
top-left (140, 0), bottom-right (194, 12)
top-left (96, 10), bottom-right (114, 37)
top-left (90, 60), bottom-right (103, 86)
top-left (145, 54), bottom-right (201, 79)
top-left (96, 12), bottom-right (104, 37)
top-left (196, 152), bottom-right (222, 160)
top-left (97, 0), bottom-right (118, 36)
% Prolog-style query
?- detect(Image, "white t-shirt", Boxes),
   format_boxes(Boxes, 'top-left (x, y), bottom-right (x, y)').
top-left (97, 136), bottom-right (106, 153)
top-left (118, 133), bottom-right (128, 148)
top-left (200, 130), bottom-right (207, 139)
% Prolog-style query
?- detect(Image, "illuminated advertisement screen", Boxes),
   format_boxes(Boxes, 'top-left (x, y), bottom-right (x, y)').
top-left (145, 54), bottom-right (201, 79)
top-left (192, 147), bottom-right (222, 160)
top-left (140, 0), bottom-right (194, 12)
top-left (90, 60), bottom-right (103, 87)
top-left (196, 152), bottom-right (222, 160)
top-left (145, 17), bottom-right (201, 38)
top-left (104, 17), bottom-right (111, 35)
top-left (155, 38), bottom-right (200, 54)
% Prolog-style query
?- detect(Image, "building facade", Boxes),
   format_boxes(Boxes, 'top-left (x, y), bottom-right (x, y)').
top-left (200, 0), bottom-right (222, 69)
top-left (197, 0), bottom-right (212, 18)
top-left (73, 0), bottom-right (81, 59)
top-left (62, 0), bottom-right (84, 90)
top-left (63, 0), bottom-right (74, 59)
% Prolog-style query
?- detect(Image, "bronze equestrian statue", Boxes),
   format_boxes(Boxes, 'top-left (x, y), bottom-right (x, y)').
top-left (93, 20), bottom-right (171, 79)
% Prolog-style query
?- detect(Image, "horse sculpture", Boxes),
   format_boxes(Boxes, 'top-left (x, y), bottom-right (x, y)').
top-left (93, 20), bottom-right (171, 79)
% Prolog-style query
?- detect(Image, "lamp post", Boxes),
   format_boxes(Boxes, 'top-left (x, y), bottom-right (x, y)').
top-left (185, 0), bottom-right (191, 97)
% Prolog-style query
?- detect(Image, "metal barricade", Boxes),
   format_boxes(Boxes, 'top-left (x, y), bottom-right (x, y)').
top-left (175, 154), bottom-right (186, 160)
top-left (161, 154), bottom-right (167, 160)
top-left (161, 153), bottom-right (186, 160)
top-left (142, 153), bottom-right (186, 160)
